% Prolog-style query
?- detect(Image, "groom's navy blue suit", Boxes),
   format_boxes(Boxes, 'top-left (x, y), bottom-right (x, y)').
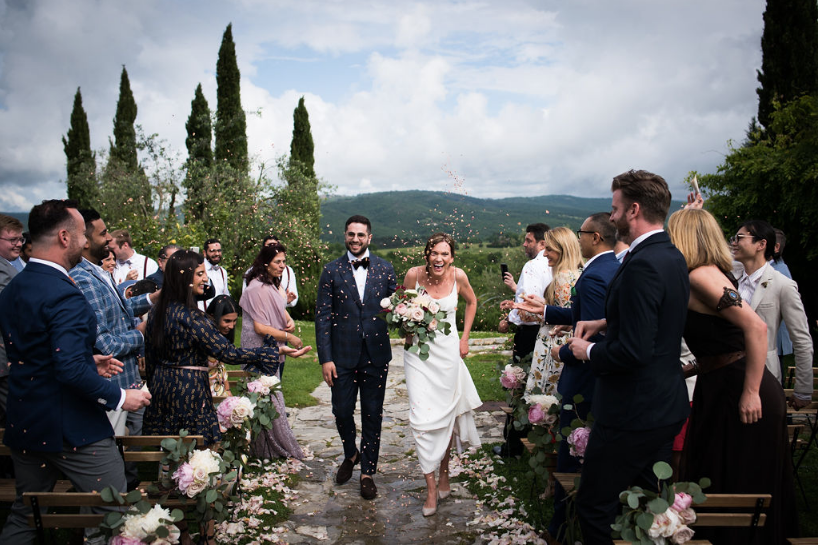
top-left (543, 250), bottom-right (620, 538)
top-left (316, 253), bottom-right (396, 475)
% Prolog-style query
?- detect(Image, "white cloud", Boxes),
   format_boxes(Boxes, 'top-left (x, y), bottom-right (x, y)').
top-left (0, 0), bottom-right (767, 211)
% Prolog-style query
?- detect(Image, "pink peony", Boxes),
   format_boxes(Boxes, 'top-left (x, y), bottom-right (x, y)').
top-left (567, 426), bottom-right (592, 458)
top-left (671, 524), bottom-right (695, 544)
top-left (109, 536), bottom-right (143, 545)
top-left (672, 492), bottom-right (693, 512)
top-left (172, 462), bottom-right (194, 493)
top-left (528, 404), bottom-right (545, 425)
top-left (217, 396), bottom-right (238, 429)
top-left (500, 365), bottom-right (525, 389)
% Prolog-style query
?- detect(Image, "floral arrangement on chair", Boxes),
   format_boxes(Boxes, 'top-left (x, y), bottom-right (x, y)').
top-left (97, 488), bottom-right (183, 545)
top-left (379, 285), bottom-right (450, 360)
top-left (611, 461), bottom-right (709, 544)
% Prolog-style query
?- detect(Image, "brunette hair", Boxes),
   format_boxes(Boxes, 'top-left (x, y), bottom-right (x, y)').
top-left (740, 220), bottom-right (776, 261)
top-left (244, 243), bottom-right (287, 288)
top-left (28, 199), bottom-right (79, 243)
top-left (206, 294), bottom-right (239, 344)
top-left (148, 250), bottom-right (205, 348)
top-left (345, 215), bottom-right (371, 233)
top-left (611, 169), bottom-right (672, 224)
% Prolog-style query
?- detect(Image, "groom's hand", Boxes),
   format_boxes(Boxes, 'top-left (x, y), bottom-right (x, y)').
top-left (322, 361), bottom-right (338, 387)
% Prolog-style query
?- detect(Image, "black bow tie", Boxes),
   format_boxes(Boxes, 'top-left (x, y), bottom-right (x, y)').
top-left (352, 257), bottom-right (370, 270)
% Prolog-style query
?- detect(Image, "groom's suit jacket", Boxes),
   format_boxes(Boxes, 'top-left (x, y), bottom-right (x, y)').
top-left (589, 232), bottom-right (690, 431)
top-left (545, 251), bottom-right (620, 409)
top-left (70, 258), bottom-right (152, 389)
top-left (315, 254), bottom-right (397, 368)
top-left (0, 262), bottom-right (120, 451)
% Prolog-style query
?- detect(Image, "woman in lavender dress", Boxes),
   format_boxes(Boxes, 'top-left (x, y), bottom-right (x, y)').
top-left (240, 243), bottom-right (312, 460)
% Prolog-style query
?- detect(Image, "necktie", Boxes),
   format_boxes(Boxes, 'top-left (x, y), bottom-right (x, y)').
top-left (352, 257), bottom-right (370, 269)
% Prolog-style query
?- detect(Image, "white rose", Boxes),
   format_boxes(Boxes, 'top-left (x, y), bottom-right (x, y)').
top-left (259, 375), bottom-right (280, 389)
top-left (410, 307), bottom-right (425, 322)
top-left (428, 301), bottom-right (440, 314)
top-left (380, 297), bottom-right (391, 309)
top-left (230, 397), bottom-right (255, 426)
top-left (186, 479), bottom-right (207, 498)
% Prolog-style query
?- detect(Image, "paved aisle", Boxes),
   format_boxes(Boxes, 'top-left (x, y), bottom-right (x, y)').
top-left (280, 346), bottom-right (503, 544)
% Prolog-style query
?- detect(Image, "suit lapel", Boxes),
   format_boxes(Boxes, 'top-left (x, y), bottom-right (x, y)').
top-left (605, 233), bottom-right (666, 306)
top-left (750, 263), bottom-right (774, 311)
top-left (339, 257), bottom-right (363, 308)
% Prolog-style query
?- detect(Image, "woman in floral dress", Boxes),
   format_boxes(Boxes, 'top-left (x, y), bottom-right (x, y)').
top-left (524, 227), bottom-right (582, 397)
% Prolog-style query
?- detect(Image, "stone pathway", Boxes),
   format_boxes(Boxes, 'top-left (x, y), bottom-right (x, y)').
top-left (280, 346), bottom-right (507, 544)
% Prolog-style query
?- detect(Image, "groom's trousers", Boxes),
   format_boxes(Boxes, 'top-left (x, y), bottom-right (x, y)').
top-left (331, 343), bottom-right (388, 476)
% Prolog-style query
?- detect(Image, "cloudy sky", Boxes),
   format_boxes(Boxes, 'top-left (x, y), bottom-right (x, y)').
top-left (0, 0), bottom-right (766, 211)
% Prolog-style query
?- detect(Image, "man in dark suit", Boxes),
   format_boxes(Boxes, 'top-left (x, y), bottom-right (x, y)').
top-left (316, 215), bottom-right (396, 500)
top-left (0, 200), bottom-right (152, 544)
top-left (0, 214), bottom-right (24, 424)
top-left (568, 171), bottom-right (690, 543)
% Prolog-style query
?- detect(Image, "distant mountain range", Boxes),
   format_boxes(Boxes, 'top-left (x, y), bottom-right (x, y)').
top-left (3, 191), bottom-right (683, 249)
top-left (320, 190), bottom-right (651, 247)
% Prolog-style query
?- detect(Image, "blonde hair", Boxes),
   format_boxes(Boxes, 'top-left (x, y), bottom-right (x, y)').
top-left (667, 209), bottom-right (732, 274)
top-left (543, 227), bottom-right (583, 305)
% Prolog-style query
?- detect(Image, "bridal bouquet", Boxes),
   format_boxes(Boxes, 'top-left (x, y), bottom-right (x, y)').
top-left (612, 461), bottom-right (709, 545)
top-left (379, 286), bottom-right (450, 361)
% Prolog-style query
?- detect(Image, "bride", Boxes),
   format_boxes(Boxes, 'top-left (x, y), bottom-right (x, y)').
top-left (402, 232), bottom-right (482, 517)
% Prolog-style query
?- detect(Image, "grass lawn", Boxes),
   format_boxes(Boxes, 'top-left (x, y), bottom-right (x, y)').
top-left (466, 353), bottom-right (507, 402)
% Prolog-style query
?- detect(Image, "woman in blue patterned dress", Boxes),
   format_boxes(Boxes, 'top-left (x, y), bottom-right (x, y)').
top-left (143, 250), bottom-right (282, 446)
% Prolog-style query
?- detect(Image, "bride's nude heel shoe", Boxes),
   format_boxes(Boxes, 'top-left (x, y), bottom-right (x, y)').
top-left (422, 492), bottom-right (438, 517)
top-left (437, 488), bottom-right (451, 500)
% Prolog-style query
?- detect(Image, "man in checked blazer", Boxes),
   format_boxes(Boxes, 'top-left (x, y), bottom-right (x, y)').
top-left (316, 215), bottom-right (396, 500)
top-left (70, 209), bottom-right (160, 487)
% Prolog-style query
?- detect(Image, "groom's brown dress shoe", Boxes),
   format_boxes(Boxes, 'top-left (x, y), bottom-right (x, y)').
top-left (360, 477), bottom-right (377, 500)
top-left (335, 451), bottom-right (360, 484)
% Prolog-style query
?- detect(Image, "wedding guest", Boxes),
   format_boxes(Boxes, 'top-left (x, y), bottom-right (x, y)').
top-left (669, 208), bottom-right (796, 545)
top-left (146, 243), bottom-right (181, 289)
top-left (142, 250), bottom-right (281, 446)
top-left (241, 243), bottom-right (312, 459)
top-left (110, 229), bottom-right (158, 283)
top-left (100, 249), bottom-right (116, 274)
top-left (242, 235), bottom-right (299, 308)
top-left (205, 295), bottom-right (238, 398)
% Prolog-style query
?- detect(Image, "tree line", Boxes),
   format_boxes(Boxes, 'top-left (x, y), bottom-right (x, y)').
top-left (61, 24), bottom-right (325, 318)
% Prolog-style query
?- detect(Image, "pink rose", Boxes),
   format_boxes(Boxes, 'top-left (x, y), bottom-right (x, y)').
top-left (172, 462), bottom-right (194, 493)
top-left (428, 301), bottom-right (440, 314)
top-left (110, 536), bottom-right (143, 545)
top-left (676, 507), bottom-right (696, 525)
top-left (528, 404), bottom-right (545, 425)
top-left (427, 319), bottom-right (438, 331)
top-left (567, 426), bottom-right (591, 458)
top-left (671, 524), bottom-right (695, 544)
top-left (410, 307), bottom-right (425, 321)
top-left (395, 303), bottom-right (408, 316)
top-left (672, 492), bottom-right (693, 512)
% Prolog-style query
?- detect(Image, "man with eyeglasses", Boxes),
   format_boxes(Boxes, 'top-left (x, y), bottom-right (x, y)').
top-left (199, 238), bottom-right (229, 311)
top-left (731, 220), bottom-right (813, 409)
top-left (0, 214), bottom-right (24, 423)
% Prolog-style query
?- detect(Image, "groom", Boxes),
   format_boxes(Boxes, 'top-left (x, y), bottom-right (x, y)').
top-left (315, 215), bottom-right (396, 500)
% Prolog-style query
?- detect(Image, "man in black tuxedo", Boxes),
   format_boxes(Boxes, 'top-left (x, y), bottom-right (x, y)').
top-left (316, 215), bottom-right (396, 500)
top-left (568, 170), bottom-right (690, 543)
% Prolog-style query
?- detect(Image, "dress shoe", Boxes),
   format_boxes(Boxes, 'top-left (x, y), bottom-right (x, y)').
top-left (335, 451), bottom-right (360, 484)
top-left (360, 476), bottom-right (377, 500)
top-left (422, 496), bottom-right (438, 517)
top-left (437, 488), bottom-right (451, 500)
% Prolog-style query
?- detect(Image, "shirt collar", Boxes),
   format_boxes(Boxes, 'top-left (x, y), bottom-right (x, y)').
top-left (30, 257), bottom-right (70, 278)
top-left (583, 250), bottom-right (614, 269)
top-left (347, 249), bottom-right (371, 262)
top-left (207, 260), bottom-right (221, 270)
top-left (628, 229), bottom-right (665, 253)
top-left (741, 263), bottom-right (766, 286)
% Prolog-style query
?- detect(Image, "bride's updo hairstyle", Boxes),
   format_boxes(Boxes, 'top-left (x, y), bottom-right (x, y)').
top-left (667, 208), bottom-right (732, 275)
top-left (424, 232), bottom-right (456, 263)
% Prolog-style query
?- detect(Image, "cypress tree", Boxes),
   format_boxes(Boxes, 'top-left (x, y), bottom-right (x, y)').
top-left (110, 66), bottom-right (139, 172)
top-left (290, 96), bottom-right (315, 178)
top-left (184, 83), bottom-right (213, 222)
top-left (214, 23), bottom-right (248, 173)
top-left (62, 87), bottom-right (98, 207)
top-left (756, 0), bottom-right (818, 129)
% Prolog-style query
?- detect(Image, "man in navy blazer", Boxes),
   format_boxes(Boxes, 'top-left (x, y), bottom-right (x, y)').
top-left (316, 215), bottom-right (396, 500)
top-left (0, 200), bottom-right (152, 544)
top-left (568, 171), bottom-right (690, 543)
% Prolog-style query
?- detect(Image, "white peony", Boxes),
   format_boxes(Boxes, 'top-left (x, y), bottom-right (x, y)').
top-left (527, 394), bottom-right (559, 411)
top-left (189, 449), bottom-right (222, 476)
top-left (257, 375), bottom-right (280, 389)
top-left (380, 297), bottom-right (391, 308)
top-left (121, 504), bottom-right (173, 539)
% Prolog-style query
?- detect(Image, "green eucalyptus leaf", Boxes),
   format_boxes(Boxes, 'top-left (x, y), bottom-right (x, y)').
top-left (206, 489), bottom-right (218, 503)
top-left (653, 461), bottom-right (673, 480)
top-left (636, 511), bottom-right (654, 531)
top-left (156, 525), bottom-right (169, 538)
top-left (647, 497), bottom-right (669, 514)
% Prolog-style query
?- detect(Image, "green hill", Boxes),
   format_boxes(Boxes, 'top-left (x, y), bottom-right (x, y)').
top-left (319, 191), bottom-right (619, 248)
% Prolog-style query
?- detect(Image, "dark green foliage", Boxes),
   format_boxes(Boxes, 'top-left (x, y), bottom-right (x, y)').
top-left (184, 83), bottom-right (214, 222)
top-left (699, 95), bottom-right (818, 320)
top-left (110, 66), bottom-right (139, 172)
top-left (756, 0), bottom-right (818, 130)
top-left (214, 23), bottom-right (248, 173)
top-left (290, 96), bottom-right (315, 178)
top-left (62, 87), bottom-right (98, 208)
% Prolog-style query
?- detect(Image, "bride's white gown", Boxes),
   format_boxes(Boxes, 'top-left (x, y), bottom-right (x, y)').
top-left (404, 279), bottom-right (482, 474)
